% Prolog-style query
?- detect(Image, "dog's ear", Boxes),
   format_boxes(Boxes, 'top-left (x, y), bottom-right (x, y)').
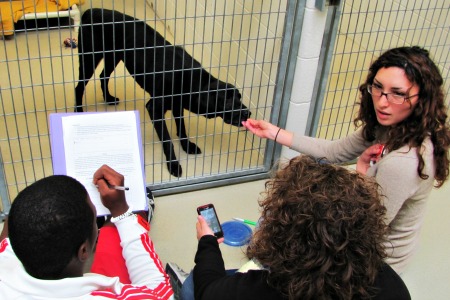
top-left (226, 87), bottom-right (241, 100)
top-left (204, 80), bottom-right (220, 91)
top-left (232, 89), bottom-right (241, 100)
top-left (225, 84), bottom-right (240, 99)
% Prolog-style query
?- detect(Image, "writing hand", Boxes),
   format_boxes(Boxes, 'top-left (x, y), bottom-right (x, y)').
top-left (93, 165), bottom-right (128, 217)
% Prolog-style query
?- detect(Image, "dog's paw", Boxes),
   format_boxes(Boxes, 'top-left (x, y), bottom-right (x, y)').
top-left (180, 140), bottom-right (202, 155)
top-left (74, 106), bottom-right (84, 112)
top-left (167, 161), bottom-right (182, 177)
top-left (105, 95), bottom-right (120, 106)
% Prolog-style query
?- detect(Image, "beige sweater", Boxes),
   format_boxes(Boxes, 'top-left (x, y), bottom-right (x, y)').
top-left (290, 129), bottom-right (435, 273)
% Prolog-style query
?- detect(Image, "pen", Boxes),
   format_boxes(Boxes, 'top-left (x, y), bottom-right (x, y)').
top-left (109, 185), bottom-right (129, 191)
top-left (233, 217), bottom-right (257, 226)
top-left (95, 184), bottom-right (129, 191)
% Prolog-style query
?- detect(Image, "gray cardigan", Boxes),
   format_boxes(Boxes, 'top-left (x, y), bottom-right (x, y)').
top-left (290, 128), bottom-right (435, 273)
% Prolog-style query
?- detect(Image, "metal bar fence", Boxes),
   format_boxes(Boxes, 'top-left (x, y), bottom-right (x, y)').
top-left (0, 0), bottom-right (297, 217)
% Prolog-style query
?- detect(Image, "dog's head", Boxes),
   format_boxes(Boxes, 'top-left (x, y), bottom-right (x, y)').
top-left (195, 80), bottom-right (251, 127)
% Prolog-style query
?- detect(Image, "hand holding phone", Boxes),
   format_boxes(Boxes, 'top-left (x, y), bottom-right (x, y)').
top-left (197, 204), bottom-right (224, 239)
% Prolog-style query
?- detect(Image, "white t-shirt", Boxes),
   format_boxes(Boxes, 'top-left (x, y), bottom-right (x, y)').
top-left (0, 215), bottom-right (174, 299)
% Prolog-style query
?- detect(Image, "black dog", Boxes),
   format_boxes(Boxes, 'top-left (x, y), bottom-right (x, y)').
top-left (75, 8), bottom-right (250, 177)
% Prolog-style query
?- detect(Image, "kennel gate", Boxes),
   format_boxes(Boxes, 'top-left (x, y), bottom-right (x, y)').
top-left (0, 0), bottom-right (305, 219)
top-left (2, 0), bottom-right (449, 220)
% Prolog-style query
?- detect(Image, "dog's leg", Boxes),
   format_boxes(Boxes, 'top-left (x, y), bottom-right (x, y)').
top-left (100, 52), bottom-right (122, 105)
top-left (173, 99), bottom-right (202, 154)
top-left (75, 52), bottom-right (104, 112)
top-left (146, 100), bottom-right (183, 177)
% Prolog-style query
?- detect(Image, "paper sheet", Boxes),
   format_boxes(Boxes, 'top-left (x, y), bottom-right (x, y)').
top-left (61, 111), bottom-right (146, 216)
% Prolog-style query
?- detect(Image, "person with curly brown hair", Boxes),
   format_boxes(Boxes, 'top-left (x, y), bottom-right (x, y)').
top-left (242, 46), bottom-right (450, 273)
top-left (189, 155), bottom-right (410, 300)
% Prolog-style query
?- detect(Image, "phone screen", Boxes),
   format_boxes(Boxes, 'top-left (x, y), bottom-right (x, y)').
top-left (197, 204), bottom-right (224, 238)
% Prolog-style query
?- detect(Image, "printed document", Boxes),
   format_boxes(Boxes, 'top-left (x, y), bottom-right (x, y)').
top-left (54, 111), bottom-right (146, 216)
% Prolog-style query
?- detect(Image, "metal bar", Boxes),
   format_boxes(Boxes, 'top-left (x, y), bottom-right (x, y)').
top-left (269, 0), bottom-right (304, 165)
top-left (150, 169), bottom-right (269, 196)
top-left (0, 149), bottom-right (11, 222)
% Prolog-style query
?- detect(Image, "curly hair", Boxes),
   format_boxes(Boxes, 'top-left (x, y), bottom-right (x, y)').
top-left (246, 155), bottom-right (387, 300)
top-left (8, 175), bottom-right (95, 279)
top-left (355, 46), bottom-right (450, 187)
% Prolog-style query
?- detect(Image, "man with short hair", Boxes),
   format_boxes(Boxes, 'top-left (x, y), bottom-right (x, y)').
top-left (0, 164), bottom-right (173, 299)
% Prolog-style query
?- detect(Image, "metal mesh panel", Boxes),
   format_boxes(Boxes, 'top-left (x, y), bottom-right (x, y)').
top-left (314, 0), bottom-right (450, 140)
top-left (0, 0), bottom-right (291, 212)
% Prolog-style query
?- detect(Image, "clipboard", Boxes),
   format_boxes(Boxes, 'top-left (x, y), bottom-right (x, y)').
top-left (49, 111), bottom-right (147, 216)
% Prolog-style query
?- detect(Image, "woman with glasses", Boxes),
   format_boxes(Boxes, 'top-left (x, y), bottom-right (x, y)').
top-left (242, 46), bottom-right (450, 273)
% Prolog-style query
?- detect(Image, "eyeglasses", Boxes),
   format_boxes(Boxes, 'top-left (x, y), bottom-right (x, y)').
top-left (367, 84), bottom-right (419, 105)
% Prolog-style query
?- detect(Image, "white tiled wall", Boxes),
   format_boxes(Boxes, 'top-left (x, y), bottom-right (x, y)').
top-left (281, 0), bottom-right (328, 159)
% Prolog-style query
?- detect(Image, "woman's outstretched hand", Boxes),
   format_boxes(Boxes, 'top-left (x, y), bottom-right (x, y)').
top-left (242, 119), bottom-right (293, 146)
top-left (241, 119), bottom-right (278, 140)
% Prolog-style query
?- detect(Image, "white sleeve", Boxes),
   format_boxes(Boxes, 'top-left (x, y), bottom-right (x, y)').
top-left (114, 215), bottom-right (171, 291)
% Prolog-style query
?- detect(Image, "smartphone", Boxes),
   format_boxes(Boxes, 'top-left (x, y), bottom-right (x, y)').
top-left (197, 204), bottom-right (224, 238)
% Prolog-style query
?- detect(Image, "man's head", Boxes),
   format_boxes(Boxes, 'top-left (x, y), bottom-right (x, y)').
top-left (8, 175), bottom-right (97, 279)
